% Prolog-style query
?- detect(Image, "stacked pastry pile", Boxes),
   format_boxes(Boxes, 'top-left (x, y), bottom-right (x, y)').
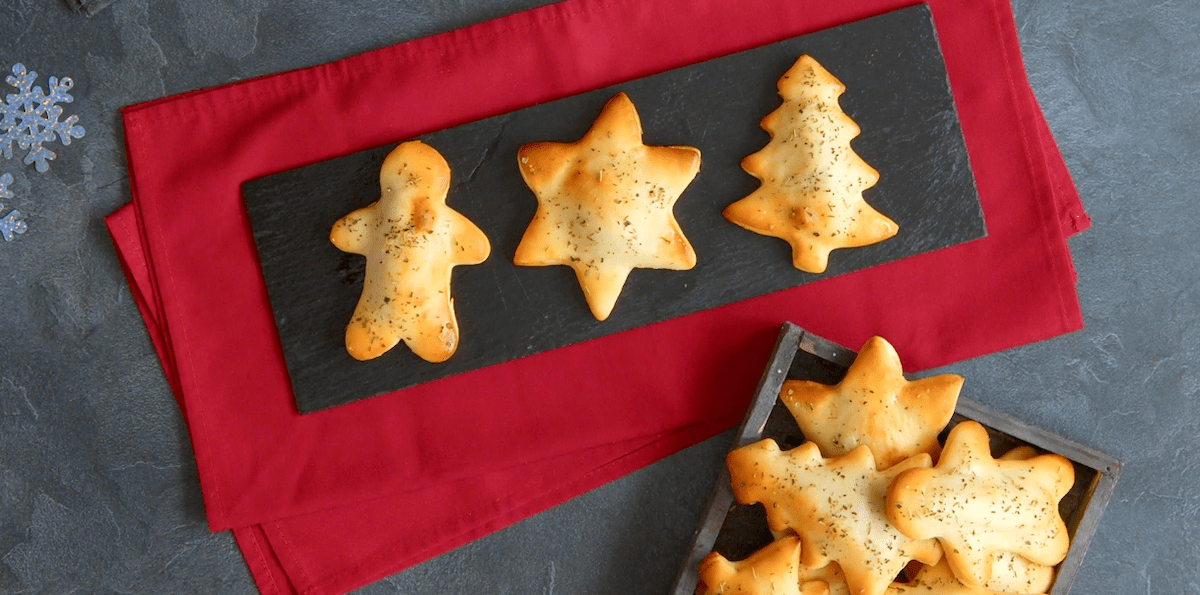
top-left (103, 0), bottom-right (1088, 593)
top-left (699, 338), bottom-right (1074, 595)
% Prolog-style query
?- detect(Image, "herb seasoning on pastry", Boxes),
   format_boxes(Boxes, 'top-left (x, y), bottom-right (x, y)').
top-left (330, 140), bottom-right (490, 362)
top-left (698, 535), bottom-right (809, 595)
top-left (887, 421), bottom-right (1074, 587)
top-left (724, 54), bottom-right (897, 273)
top-left (890, 556), bottom-right (1052, 595)
top-left (514, 92), bottom-right (700, 320)
top-left (726, 439), bottom-right (942, 595)
top-left (780, 336), bottom-right (963, 470)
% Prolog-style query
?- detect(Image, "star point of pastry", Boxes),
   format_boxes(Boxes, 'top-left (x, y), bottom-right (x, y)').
top-left (513, 92), bottom-right (700, 320)
top-left (724, 54), bottom-right (897, 273)
top-left (726, 439), bottom-right (943, 595)
top-left (887, 421), bottom-right (1074, 587)
top-left (330, 140), bottom-right (490, 362)
top-left (780, 336), bottom-right (964, 469)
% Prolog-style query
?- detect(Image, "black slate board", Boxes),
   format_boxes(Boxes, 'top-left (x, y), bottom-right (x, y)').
top-left (243, 5), bottom-right (985, 413)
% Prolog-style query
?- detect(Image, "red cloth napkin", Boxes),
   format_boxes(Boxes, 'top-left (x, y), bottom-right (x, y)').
top-left (105, 0), bottom-right (1088, 592)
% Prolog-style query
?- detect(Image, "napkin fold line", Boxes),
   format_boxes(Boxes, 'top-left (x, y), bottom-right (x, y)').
top-left (986, 6), bottom-right (1088, 240)
top-left (988, 0), bottom-right (1082, 321)
top-left (268, 420), bottom-right (730, 595)
top-left (122, 120), bottom-right (234, 526)
top-left (104, 205), bottom-right (191, 407)
top-left (235, 524), bottom-right (294, 595)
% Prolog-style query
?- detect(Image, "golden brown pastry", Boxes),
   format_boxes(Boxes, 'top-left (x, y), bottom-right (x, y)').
top-left (698, 535), bottom-right (808, 595)
top-left (726, 439), bottom-right (942, 595)
top-left (330, 140), bottom-right (490, 362)
top-left (514, 92), bottom-right (700, 320)
top-left (887, 421), bottom-right (1074, 587)
top-left (724, 54), bottom-right (897, 273)
top-left (890, 557), bottom-right (1052, 595)
top-left (780, 336), bottom-right (963, 470)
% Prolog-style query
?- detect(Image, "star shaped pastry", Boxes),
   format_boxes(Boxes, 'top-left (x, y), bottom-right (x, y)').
top-left (887, 421), bottom-right (1074, 587)
top-left (724, 54), bottom-right (897, 273)
top-left (726, 439), bottom-right (943, 595)
top-left (698, 535), bottom-right (809, 595)
top-left (330, 140), bottom-right (490, 362)
top-left (780, 336), bottom-right (964, 469)
top-left (513, 92), bottom-right (700, 320)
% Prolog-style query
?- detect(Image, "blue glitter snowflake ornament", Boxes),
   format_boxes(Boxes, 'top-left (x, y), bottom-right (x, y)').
top-left (0, 173), bottom-right (26, 241)
top-left (1, 63), bottom-right (86, 173)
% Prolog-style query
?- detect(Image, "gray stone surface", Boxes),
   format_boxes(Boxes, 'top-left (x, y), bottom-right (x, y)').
top-left (0, 0), bottom-right (1195, 593)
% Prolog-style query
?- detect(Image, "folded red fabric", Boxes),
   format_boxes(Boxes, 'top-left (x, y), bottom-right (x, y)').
top-left (105, 0), bottom-right (1088, 592)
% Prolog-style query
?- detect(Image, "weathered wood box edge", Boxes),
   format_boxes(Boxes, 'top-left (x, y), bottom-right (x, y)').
top-left (669, 322), bottom-right (1122, 595)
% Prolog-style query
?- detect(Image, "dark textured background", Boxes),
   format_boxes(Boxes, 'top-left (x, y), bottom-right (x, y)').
top-left (0, 0), bottom-right (1196, 593)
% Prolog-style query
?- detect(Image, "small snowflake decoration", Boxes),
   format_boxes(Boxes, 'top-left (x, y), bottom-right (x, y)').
top-left (0, 173), bottom-right (26, 241)
top-left (1, 63), bottom-right (86, 173)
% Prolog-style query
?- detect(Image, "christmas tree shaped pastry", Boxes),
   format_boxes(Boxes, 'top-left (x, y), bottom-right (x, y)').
top-left (330, 140), bottom-right (490, 362)
top-left (725, 54), bottom-right (897, 273)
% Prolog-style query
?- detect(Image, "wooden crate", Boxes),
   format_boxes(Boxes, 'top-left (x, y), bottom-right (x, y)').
top-left (670, 323), bottom-right (1121, 594)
